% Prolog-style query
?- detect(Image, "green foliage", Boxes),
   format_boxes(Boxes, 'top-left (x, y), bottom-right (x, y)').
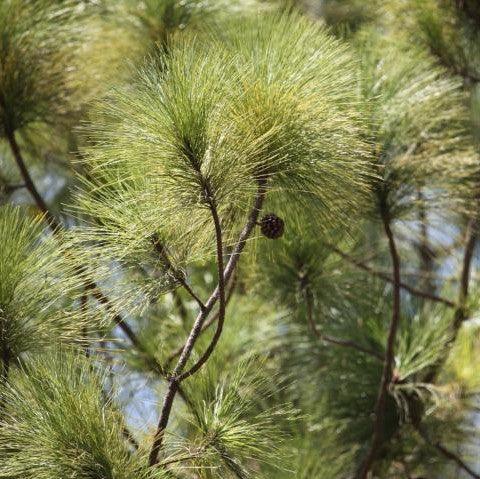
top-left (412, 0), bottom-right (480, 82)
top-left (72, 11), bottom-right (372, 312)
top-left (125, 0), bottom-right (266, 50)
top-left (0, 350), bottom-right (166, 479)
top-left (0, 205), bottom-right (95, 369)
top-left (252, 224), bottom-right (372, 322)
top-left (1, 2), bottom-right (480, 478)
top-left (267, 419), bottom-right (357, 478)
top-left (0, 0), bottom-right (90, 136)
top-left (320, 0), bottom-right (381, 35)
top-left (174, 359), bottom-right (296, 478)
top-left (356, 30), bottom-right (473, 219)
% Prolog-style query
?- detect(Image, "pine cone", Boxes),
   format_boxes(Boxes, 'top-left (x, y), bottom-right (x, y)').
top-left (259, 213), bottom-right (284, 239)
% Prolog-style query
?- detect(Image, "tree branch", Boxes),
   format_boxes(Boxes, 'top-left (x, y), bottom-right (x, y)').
top-left (177, 199), bottom-right (226, 381)
top-left (2, 182), bottom-right (26, 194)
top-left (152, 236), bottom-right (206, 312)
top-left (6, 129), bottom-right (61, 231)
top-left (148, 179), bottom-right (267, 467)
top-left (4, 131), bottom-right (191, 385)
top-left (356, 208), bottom-right (402, 479)
top-left (165, 275), bottom-right (237, 367)
top-left (415, 424), bottom-right (480, 479)
top-left (329, 244), bottom-right (455, 308)
top-left (453, 217), bottom-right (477, 331)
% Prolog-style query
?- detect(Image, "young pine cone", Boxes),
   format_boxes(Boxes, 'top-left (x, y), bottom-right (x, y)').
top-left (259, 213), bottom-right (285, 239)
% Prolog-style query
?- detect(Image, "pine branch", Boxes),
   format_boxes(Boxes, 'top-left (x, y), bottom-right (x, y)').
top-left (165, 274), bottom-right (237, 367)
top-left (1, 183), bottom-right (26, 194)
top-left (415, 424), bottom-right (480, 479)
top-left (148, 179), bottom-right (267, 467)
top-left (176, 195), bottom-right (226, 382)
top-left (453, 217), bottom-right (477, 331)
top-left (4, 131), bottom-right (196, 408)
top-left (329, 244), bottom-right (455, 308)
top-left (152, 236), bottom-right (206, 311)
top-left (5, 129), bottom-right (61, 231)
top-left (5, 127), bottom-right (156, 364)
top-left (356, 207), bottom-right (402, 479)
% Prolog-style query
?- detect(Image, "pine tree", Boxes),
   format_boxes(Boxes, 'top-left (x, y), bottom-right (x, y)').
top-left (1, 1), bottom-right (480, 478)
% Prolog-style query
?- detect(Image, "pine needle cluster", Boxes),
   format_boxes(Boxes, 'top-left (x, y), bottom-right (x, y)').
top-left (0, 351), bottom-right (166, 479)
top-left (72, 11), bottom-right (372, 310)
top-left (0, 205), bottom-right (97, 376)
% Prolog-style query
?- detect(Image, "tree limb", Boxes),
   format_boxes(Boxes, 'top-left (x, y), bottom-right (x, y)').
top-left (453, 217), bottom-right (477, 331)
top-left (356, 208), bottom-right (402, 479)
top-left (165, 275), bottom-right (237, 367)
top-left (5, 131), bottom-right (194, 406)
top-left (329, 244), bottom-right (455, 308)
top-left (148, 179), bottom-right (267, 467)
top-left (6, 129), bottom-right (61, 231)
top-left (415, 424), bottom-right (480, 479)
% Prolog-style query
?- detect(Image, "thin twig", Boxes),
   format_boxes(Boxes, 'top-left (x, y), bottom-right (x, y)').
top-left (166, 273), bottom-right (237, 367)
top-left (6, 128), bottom-right (147, 355)
top-left (6, 129), bottom-right (61, 231)
top-left (4, 132), bottom-right (194, 406)
top-left (356, 207), bottom-right (402, 479)
top-left (177, 197), bottom-right (226, 381)
top-left (148, 179), bottom-right (267, 467)
top-left (2, 182), bottom-right (26, 194)
top-left (329, 244), bottom-right (455, 308)
top-left (152, 237), bottom-right (206, 311)
top-left (149, 185), bottom-right (228, 466)
top-left (415, 424), bottom-right (480, 479)
top-left (453, 217), bottom-right (477, 331)
top-left (7, 133), bottom-right (188, 376)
